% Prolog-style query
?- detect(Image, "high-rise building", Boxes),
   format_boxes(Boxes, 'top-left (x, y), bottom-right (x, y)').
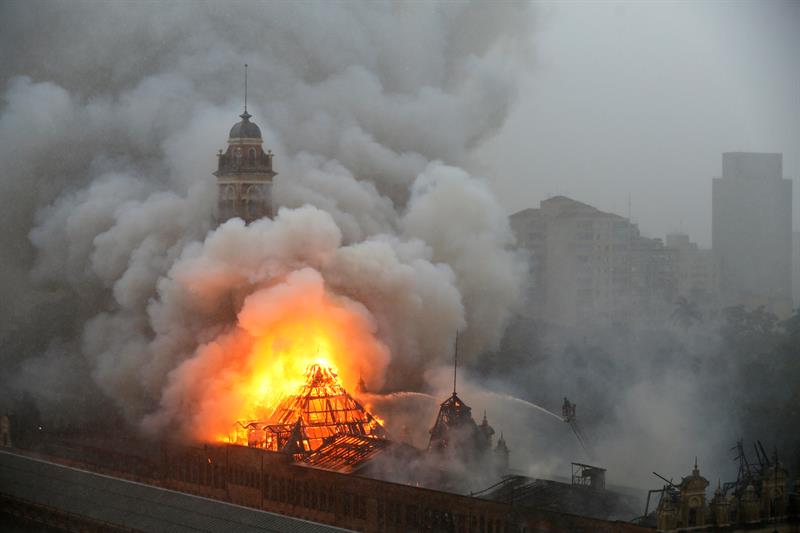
top-left (510, 196), bottom-right (676, 328)
top-left (793, 232), bottom-right (800, 310)
top-left (712, 152), bottom-right (792, 316)
top-left (665, 233), bottom-right (718, 310)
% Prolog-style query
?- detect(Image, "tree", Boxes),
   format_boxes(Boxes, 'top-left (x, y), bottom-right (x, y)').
top-left (671, 296), bottom-right (702, 330)
top-left (719, 307), bottom-right (800, 474)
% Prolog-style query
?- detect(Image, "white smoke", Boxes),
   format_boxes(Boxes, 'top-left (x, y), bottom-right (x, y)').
top-left (0, 1), bottom-right (532, 438)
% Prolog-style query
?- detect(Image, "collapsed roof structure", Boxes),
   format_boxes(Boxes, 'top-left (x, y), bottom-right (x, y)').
top-left (232, 333), bottom-right (511, 484)
top-left (234, 363), bottom-right (386, 469)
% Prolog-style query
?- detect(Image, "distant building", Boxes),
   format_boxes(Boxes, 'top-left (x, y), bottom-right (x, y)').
top-left (794, 232), bottom-right (800, 310)
top-left (665, 233), bottom-right (718, 310)
top-left (630, 235), bottom-right (677, 319)
top-left (712, 152), bottom-right (792, 317)
top-left (510, 196), bottom-right (676, 328)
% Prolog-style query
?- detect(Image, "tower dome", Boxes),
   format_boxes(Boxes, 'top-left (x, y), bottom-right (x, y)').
top-left (213, 65), bottom-right (276, 224)
top-left (228, 110), bottom-right (262, 141)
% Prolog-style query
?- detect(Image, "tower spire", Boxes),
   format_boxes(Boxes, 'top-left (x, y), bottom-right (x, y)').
top-left (244, 63), bottom-right (248, 113)
top-left (453, 330), bottom-right (459, 395)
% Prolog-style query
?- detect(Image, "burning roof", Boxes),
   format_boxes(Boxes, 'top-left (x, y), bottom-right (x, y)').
top-left (304, 434), bottom-right (388, 473)
top-left (233, 363), bottom-right (385, 459)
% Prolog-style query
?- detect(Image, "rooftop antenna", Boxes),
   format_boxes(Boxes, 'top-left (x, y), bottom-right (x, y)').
top-left (453, 330), bottom-right (459, 396)
top-left (244, 63), bottom-right (248, 114)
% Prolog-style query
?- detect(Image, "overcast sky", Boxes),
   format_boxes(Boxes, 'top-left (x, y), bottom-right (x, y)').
top-left (480, 0), bottom-right (800, 247)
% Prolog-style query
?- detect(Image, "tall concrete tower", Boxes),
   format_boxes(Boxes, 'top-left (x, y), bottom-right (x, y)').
top-left (712, 152), bottom-right (792, 316)
top-left (214, 65), bottom-right (277, 224)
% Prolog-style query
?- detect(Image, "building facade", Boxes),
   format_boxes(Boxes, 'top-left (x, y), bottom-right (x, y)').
top-left (712, 152), bottom-right (792, 317)
top-left (793, 231), bottom-right (800, 310)
top-left (510, 196), bottom-right (677, 328)
top-left (655, 458), bottom-right (796, 532)
top-left (665, 233), bottom-right (718, 311)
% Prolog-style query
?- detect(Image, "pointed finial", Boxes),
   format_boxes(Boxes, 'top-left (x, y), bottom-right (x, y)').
top-left (453, 330), bottom-right (459, 395)
top-left (244, 63), bottom-right (248, 113)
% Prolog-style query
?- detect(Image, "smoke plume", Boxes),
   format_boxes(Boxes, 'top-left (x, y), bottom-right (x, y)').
top-left (0, 2), bottom-right (530, 441)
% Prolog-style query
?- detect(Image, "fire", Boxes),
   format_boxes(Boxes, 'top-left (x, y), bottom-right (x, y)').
top-left (252, 362), bottom-right (386, 451)
top-left (178, 268), bottom-right (390, 444)
top-left (236, 317), bottom-right (351, 422)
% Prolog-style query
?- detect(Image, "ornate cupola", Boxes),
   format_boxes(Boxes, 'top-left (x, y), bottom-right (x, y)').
top-left (678, 458), bottom-right (710, 527)
top-left (427, 332), bottom-right (493, 462)
top-left (214, 64), bottom-right (277, 224)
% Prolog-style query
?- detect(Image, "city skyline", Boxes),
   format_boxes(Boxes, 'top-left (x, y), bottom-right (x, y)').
top-left (482, 1), bottom-right (799, 248)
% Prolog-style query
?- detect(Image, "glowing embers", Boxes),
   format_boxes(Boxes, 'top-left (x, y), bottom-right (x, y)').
top-left (235, 363), bottom-right (385, 455)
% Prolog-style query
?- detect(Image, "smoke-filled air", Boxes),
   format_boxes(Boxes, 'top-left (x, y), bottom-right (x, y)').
top-left (0, 2), bottom-right (526, 447)
top-left (2, 0), bottom-right (799, 507)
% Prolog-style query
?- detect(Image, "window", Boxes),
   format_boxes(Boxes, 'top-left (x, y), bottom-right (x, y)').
top-left (243, 185), bottom-right (263, 219)
top-left (223, 185), bottom-right (237, 217)
top-left (248, 148), bottom-right (256, 164)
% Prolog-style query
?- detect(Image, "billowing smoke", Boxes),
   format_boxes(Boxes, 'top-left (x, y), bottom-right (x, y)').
top-left (0, 1), bottom-right (530, 441)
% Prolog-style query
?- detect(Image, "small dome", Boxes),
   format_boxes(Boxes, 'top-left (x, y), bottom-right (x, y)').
top-left (229, 111), bottom-right (262, 139)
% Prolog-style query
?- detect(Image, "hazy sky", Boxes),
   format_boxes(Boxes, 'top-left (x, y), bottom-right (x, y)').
top-left (481, 0), bottom-right (800, 247)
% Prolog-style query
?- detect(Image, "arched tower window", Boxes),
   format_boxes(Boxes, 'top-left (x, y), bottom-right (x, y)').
top-left (248, 148), bottom-right (256, 165)
top-left (223, 184), bottom-right (237, 219)
top-left (234, 147), bottom-right (242, 167)
top-left (244, 185), bottom-right (264, 220)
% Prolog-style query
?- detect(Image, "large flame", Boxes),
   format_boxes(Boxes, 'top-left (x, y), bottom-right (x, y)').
top-left (161, 268), bottom-right (390, 443)
top-left (237, 315), bottom-right (360, 421)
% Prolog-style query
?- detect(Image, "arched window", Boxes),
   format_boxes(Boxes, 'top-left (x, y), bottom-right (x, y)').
top-left (234, 147), bottom-right (242, 167)
top-left (244, 185), bottom-right (263, 220)
top-left (222, 185), bottom-right (237, 219)
top-left (248, 148), bottom-right (256, 165)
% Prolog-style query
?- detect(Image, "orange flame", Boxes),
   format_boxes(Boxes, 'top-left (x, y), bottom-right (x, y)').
top-left (177, 269), bottom-right (390, 443)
